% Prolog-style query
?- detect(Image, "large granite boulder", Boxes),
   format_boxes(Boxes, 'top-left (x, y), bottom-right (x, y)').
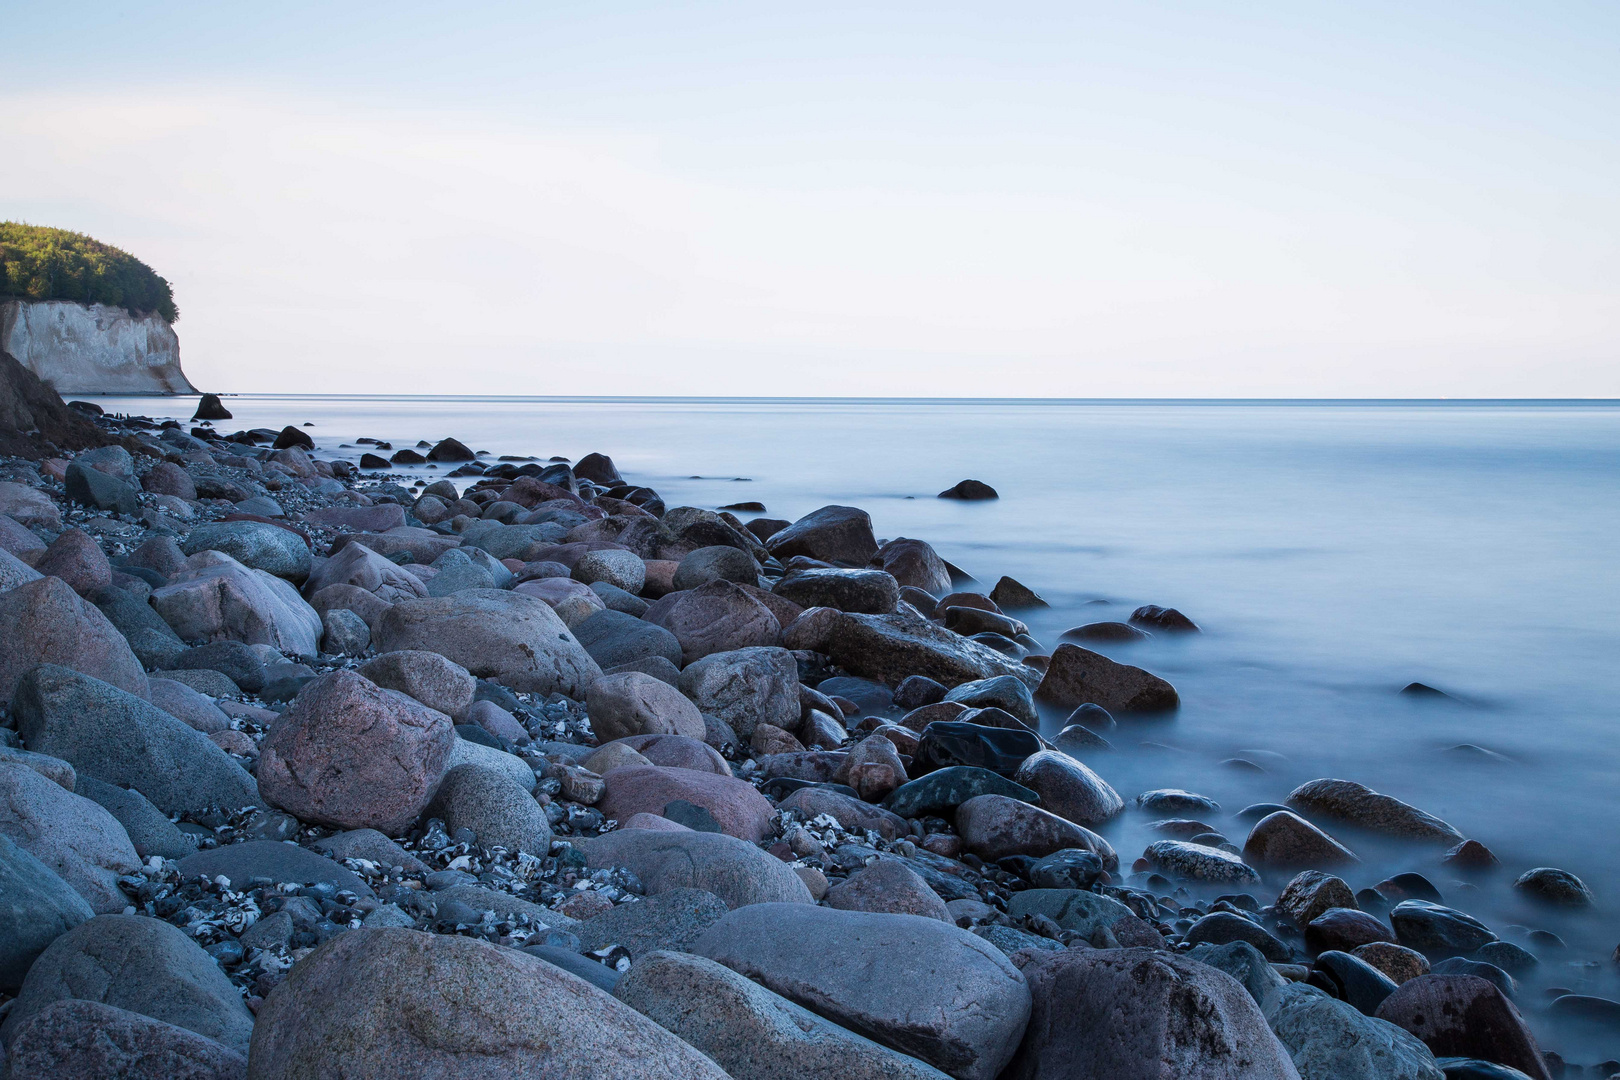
top-left (1286, 779), bottom-right (1463, 844)
top-left (677, 645), bottom-right (799, 740)
top-left (425, 763), bottom-right (552, 854)
top-left (0, 835), bottom-right (94, 992)
top-left (181, 520), bottom-right (311, 583)
top-left (870, 537), bottom-right (952, 594)
top-left (245, 928), bottom-right (731, 1079)
top-left (0, 575), bottom-right (150, 700)
top-left (773, 568), bottom-right (901, 614)
top-left (0, 998), bottom-right (247, 1080)
top-left (175, 841), bottom-right (374, 898)
top-left (373, 589), bottom-right (602, 696)
top-left (1374, 976), bottom-right (1550, 1080)
top-left (765, 505), bottom-right (880, 565)
top-left (616, 949), bottom-right (955, 1080)
top-left (0, 762), bottom-right (140, 913)
top-left (826, 859), bottom-right (953, 922)
top-left (1034, 643), bottom-right (1179, 713)
top-left (302, 540), bottom-right (429, 603)
top-left (12, 665), bottom-right (259, 816)
top-left (573, 608), bottom-right (684, 669)
top-left (695, 904), bottom-right (1031, 1080)
top-left (33, 527), bottom-right (111, 595)
top-left (2, 914), bottom-right (255, 1054)
top-left (1002, 947), bottom-right (1300, 1079)
top-left (588, 671), bottom-right (707, 742)
top-left (151, 552), bottom-right (322, 657)
top-left (598, 765), bottom-right (774, 842)
top-left (825, 606), bottom-right (1038, 689)
top-left (956, 794), bottom-right (1118, 867)
top-left (652, 581), bottom-right (782, 663)
top-left (357, 649), bottom-right (476, 718)
top-left (257, 670), bottom-right (455, 834)
top-left (585, 828), bottom-right (813, 909)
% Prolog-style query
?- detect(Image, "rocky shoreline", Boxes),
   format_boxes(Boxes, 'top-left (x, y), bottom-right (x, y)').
top-left (0, 401), bottom-right (1614, 1079)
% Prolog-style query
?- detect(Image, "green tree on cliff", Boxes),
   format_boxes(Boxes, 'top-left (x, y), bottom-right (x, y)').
top-left (0, 222), bottom-right (178, 323)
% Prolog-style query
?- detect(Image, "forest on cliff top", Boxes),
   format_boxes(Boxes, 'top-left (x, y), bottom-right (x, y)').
top-left (0, 222), bottom-right (178, 323)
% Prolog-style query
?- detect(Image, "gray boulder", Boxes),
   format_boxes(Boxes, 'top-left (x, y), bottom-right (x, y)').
top-left (0, 761), bottom-right (141, 913)
top-left (677, 645), bottom-right (799, 740)
top-left (181, 520), bottom-right (311, 583)
top-left (0, 544), bottom-right (43, 592)
top-left (147, 677), bottom-right (231, 734)
top-left (1034, 643), bottom-right (1179, 714)
top-left (1287, 779), bottom-right (1463, 844)
top-left (1270, 983), bottom-right (1445, 1079)
top-left (1142, 840), bottom-right (1262, 885)
top-left (0, 998), bottom-right (248, 1080)
top-left (303, 540), bottom-right (429, 602)
top-left (74, 776), bottom-right (197, 860)
top-left (358, 649), bottom-right (476, 718)
top-left (673, 545), bottom-right (761, 590)
top-left (245, 928), bottom-right (731, 1079)
top-left (151, 552), bottom-right (322, 657)
top-left (65, 460), bottom-right (138, 516)
top-left (586, 828), bottom-right (813, 909)
top-left (826, 606), bottom-right (1038, 690)
top-left (574, 608), bottom-right (684, 669)
top-left (695, 904), bottom-right (1031, 1080)
top-left (177, 841), bottom-right (374, 897)
top-left (616, 949), bottom-right (955, 1080)
top-left (373, 589), bottom-right (603, 696)
top-left (2, 914), bottom-right (255, 1053)
top-left (426, 763), bottom-right (552, 854)
top-left (654, 581), bottom-right (782, 663)
top-left (0, 576), bottom-right (150, 700)
top-left (13, 665), bottom-right (259, 816)
top-left (575, 888), bottom-right (731, 958)
top-left (0, 835), bottom-right (94, 992)
top-left (1005, 889), bottom-right (1135, 945)
top-left (588, 671), bottom-right (707, 742)
top-left (765, 505), bottom-right (879, 565)
top-left (320, 606), bottom-right (371, 656)
top-left (773, 568), bottom-right (900, 614)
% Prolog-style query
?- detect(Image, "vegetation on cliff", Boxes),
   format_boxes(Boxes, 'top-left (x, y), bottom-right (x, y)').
top-left (0, 222), bottom-right (178, 323)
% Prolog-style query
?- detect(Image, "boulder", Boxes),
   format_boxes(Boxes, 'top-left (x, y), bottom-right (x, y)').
top-left (181, 520), bottom-right (311, 583)
top-left (574, 608), bottom-right (684, 669)
top-left (1034, 643), bottom-right (1179, 713)
top-left (65, 460), bottom-right (138, 516)
top-left (89, 583), bottom-right (188, 668)
top-left (147, 677), bottom-right (231, 734)
top-left (1002, 947), bottom-right (1299, 1080)
top-left (0, 835), bottom-right (94, 992)
top-left (0, 576), bottom-right (150, 700)
top-left (653, 580), bottom-right (782, 663)
top-left (575, 888), bottom-right (731, 958)
top-left (1388, 900), bottom-right (1496, 956)
top-left (169, 640), bottom-right (266, 693)
top-left (1306, 908), bottom-right (1397, 954)
top-left (1511, 867), bottom-right (1594, 907)
top-left (1277, 870), bottom-right (1359, 927)
top-left (585, 829), bottom-right (813, 909)
top-left (826, 607), bottom-right (1039, 689)
top-left (151, 552), bottom-right (322, 657)
top-left (572, 548), bottom-right (647, 593)
top-left (320, 607), bottom-right (371, 656)
top-left (0, 763), bottom-right (140, 913)
top-left (1269, 982), bottom-right (1444, 1080)
top-left (1374, 976), bottom-right (1550, 1080)
top-left (884, 766), bottom-right (1038, 818)
top-left (764, 505), bottom-right (879, 565)
top-left (0, 998), bottom-right (248, 1080)
top-left (827, 859), bottom-right (952, 922)
top-left (302, 541), bottom-right (428, 603)
top-left (673, 545), bottom-right (761, 590)
top-left (845, 732), bottom-right (909, 802)
top-left (774, 568), bottom-right (900, 614)
top-left (1243, 811), bottom-right (1358, 870)
top-left (1311, 950), bottom-right (1401, 1015)
top-left (779, 786), bottom-right (908, 839)
top-left (589, 671), bottom-right (707, 742)
top-left (599, 765), bottom-right (774, 841)
top-left (943, 675), bottom-right (1037, 725)
top-left (616, 949), bottom-right (956, 1080)
top-left (956, 794), bottom-right (1118, 867)
top-left (1013, 749), bottom-right (1123, 827)
top-left (304, 503), bottom-right (408, 532)
top-left (33, 527), bottom-right (111, 595)
top-left (373, 589), bottom-right (602, 696)
top-left (870, 537), bottom-right (952, 594)
top-left (695, 904), bottom-right (1031, 1080)
top-left (12, 665), bottom-right (258, 816)
top-left (74, 779), bottom-right (197, 860)
top-left (615, 733), bottom-right (731, 775)
top-left (1353, 942), bottom-right (1430, 985)
top-left (2, 914), bottom-right (255, 1053)
top-left (1141, 840), bottom-right (1261, 885)
top-left (256, 669), bottom-right (455, 834)
top-left (425, 763), bottom-right (552, 854)
top-left (938, 480), bottom-right (997, 500)
top-left (1005, 889), bottom-right (1136, 944)
top-left (0, 544), bottom-right (43, 591)
top-left (245, 928), bottom-right (731, 1079)
top-left (1286, 779), bottom-right (1463, 844)
top-left (358, 649), bottom-right (476, 718)
top-left (0, 481), bottom-right (62, 529)
top-left (915, 722), bottom-right (1041, 776)
top-left (1185, 912), bottom-right (1291, 962)
top-left (677, 645), bottom-right (799, 739)
top-left (176, 841), bottom-right (373, 898)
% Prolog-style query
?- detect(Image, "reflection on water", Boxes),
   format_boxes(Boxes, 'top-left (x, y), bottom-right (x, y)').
top-left (94, 395), bottom-right (1620, 1056)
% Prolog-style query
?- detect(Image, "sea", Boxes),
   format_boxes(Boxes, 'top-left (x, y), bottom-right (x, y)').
top-left (88, 394), bottom-right (1620, 1055)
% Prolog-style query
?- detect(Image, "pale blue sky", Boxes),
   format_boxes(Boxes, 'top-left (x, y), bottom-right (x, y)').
top-left (3, 1), bottom-right (1616, 395)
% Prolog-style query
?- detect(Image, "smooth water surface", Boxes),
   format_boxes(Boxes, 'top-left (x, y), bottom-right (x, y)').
top-left (96, 395), bottom-right (1620, 1048)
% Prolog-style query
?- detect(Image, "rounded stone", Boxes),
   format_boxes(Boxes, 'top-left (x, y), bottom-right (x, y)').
top-left (1013, 749), bottom-right (1124, 827)
top-left (426, 763), bottom-right (552, 854)
top-left (358, 650), bottom-right (476, 718)
top-left (573, 548), bottom-right (647, 594)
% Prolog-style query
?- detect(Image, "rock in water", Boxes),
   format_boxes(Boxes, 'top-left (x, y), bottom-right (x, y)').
top-left (956, 794), bottom-right (1118, 867)
top-left (1034, 643), bottom-right (1179, 714)
top-left (1243, 811), bottom-right (1358, 870)
top-left (1141, 840), bottom-right (1261, 885)
top-left (695, 904), bottom-right (1031, 1080)
top-left (1286, 779), bottom-right (1463, 844)
top-left (1001, 946), bottom-right (1300, 1079)
top-left (192, 393), bottom-right (232, 420)
top-left (615, 949), bottom-right (955, 1080)
top-left (1013, 749), bottom-right (1124, 827)
top-left (245, 928), bottom-right (732, 1079)
top-left (938, 480), bottom-right (998, 500)
top-left (764, 505), bottom-right (880, 565)
top-left (1268, 982), bottom-right (1443, 1080)
top-left (1374, 975), bottom-right (1551, 1080)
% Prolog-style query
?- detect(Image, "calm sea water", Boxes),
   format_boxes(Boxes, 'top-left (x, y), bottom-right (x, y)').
top-left (94, 395), bottom-right (1620, 1051)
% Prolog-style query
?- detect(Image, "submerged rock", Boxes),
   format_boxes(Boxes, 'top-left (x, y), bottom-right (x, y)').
top-left (1286, 779), bottom-right (1463, 844)
top-left (1035, 643), bottom-right (1179, 714)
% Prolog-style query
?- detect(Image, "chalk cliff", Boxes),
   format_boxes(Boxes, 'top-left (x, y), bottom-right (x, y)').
top-left (0, 299), bottom-right (195, 394)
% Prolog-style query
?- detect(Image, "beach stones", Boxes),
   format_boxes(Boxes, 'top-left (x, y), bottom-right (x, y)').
top-left (2, 914), bottom-right (255, 1054)
top-left (358, 650), bottom-right (476, 718)
top-left (654, 580), bottom-right (782, 662)
top-left (884, 766), bottom-right (1037, 818)
top-left (589, 671), bottom-right (707, 742)
top-left (425, 763), bottom-right (553, 854)
top-left (1243, 811), bottom-right (1358, 870)
top-left (677, 645), bottom-right (799, 739)
top-left (373, 589), bottom-right (603, 696)
top-left (1268, 982), bottom-right (1443, 1080)
top-left (586, 829), bottom-right (813, 909)
top-left (871, 537), bottom-right (952, 593)
top-left (1006, 889), bottom-right (1135, 942)
top-left (1185, 912), bottom-right (1291, 962)
top-left (33, 527), bottom-right (111, 595)
top-left (304, 541), bottom-right (428, 602)
top-left (1013, 749), bottom-right (1124, 827)
top-left (938, 480), bottom-right (998, 500)
top-left (181, 520), bottom-right (310, 582)
top-left (0, 762), bottom-right (140, 913)
top-left (614, 949), bottom-right (955, 1080)
top-left (257, 669), bottom-right (455, 833)
top-left (778, 786), bottom-right (908, 839)
top-left (1129, 604), bottom-right (1199, 632)
top-left (827, 859), bottom-right (953, 922)
top-left (572, 548), bottom-right (646, 593)
top-left (1140, 840), bottom-right (1260, 885)
top-left (0, 998), bottom-right (248, 1080)
top-left (673, 545), bottom-right (761, 589)
top-left (151, 552), bottom-right (323, 657)
top-left (1135, 788), bottom-right (1220, 814)
top-left (1034, 643), bottom-right (1179, 714)
top-left (574, 608), bottom-right (683, 669)
top-left (1353, 942), bottom-right (1430, 984)
top-left (65, 460), bottom-right (138, 515)
top-left (0, 575), bottom-right (150, 699)
top-left (176, 841), bottom-right (373, 898)
top-left (246, 928), bottom-right (731, 1080)
top-left (1511, 867), bottom-right (1593, 907)
top-left (575, 888), bottom-right (731, 959)
top-left (957, 794), bottom-right (1117, 866)
top-left (1374, 976), bottom-right (1551, 1080)
top-left (1389, 900), bottom-right (1496, 956)
top-left (825, 606), bottom-right (1036, 688)
top-left (773, 568), bottom-right (900, 614)
top-left (1277, 870), bottom-right (1358, 927)
top-left (0, 835), bottom-right (94, 991)
top-left (1002, 947), bottom-right (1299, 1080)
top-left (1310, 950), bottom-right (1401, 1015)
top-left (598, 765), bottom-right (775, 842)
top-left (696, 904), bottom-right (1031, 1080)
top-left (764, 505), bottom-right (879, 565)
top-left (1306, 908), bottom-right (1396, 954)
top-left (12, 665), bottom-right (258, 816)
top-left (1286, 779), bottom-right (1463, 844)
top-left (916, 721), bottom-right (1041, 776)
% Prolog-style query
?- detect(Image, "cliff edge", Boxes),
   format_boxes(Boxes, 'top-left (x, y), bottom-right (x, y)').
top-left (0, 298), bottom-right (196, 395)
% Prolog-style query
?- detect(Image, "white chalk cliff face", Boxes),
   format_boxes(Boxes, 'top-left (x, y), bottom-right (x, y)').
top-left (0, 299), bottom-right (196, 394)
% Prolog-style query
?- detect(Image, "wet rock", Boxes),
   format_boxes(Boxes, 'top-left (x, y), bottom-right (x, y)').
top-left (1185, 940), bottom-right (1284, 1016)
top-left (1307, 908), bottom-right (1397, 954)
top-left (1013, 749), bottom-right (1123, 826)
top-left (894, 674), bottom-right (949, 709)
top-left (1287, 779), bottom-right (1463, 844)
top-left (916, 721), bottom-right (1041, 776)
top-left (372, 589), bottom-right (603, 696)
top-left (827, 859), bottom-right (952, 922)
top-left (672, 545), bottom-right (760, 590)
top-left (182, 521), bottom-right (311, 583)
top-left (764, 505), bottom-right (879, 565)
top-left (1141, 840), bottom-right (1260, 885)
top-left (1186, 911), bottom-right (1291, 962)
top-left (1269, 982), bottom-right (1443, 1080)
top-left (1354, 941), bottom-right (1430, 984)
top-left (697, 903), bottom-right (1030, 1080)
top-left (575, 608), bottom-right (684, 669)
top-left (585, 829), bottom-right (813, 909)
top-left (257, 669), bottom-right (455, 834)
top-left (653, 580), bottom-right (782, 663)
top-left (845, 732), bottom-right (908, 802)
top-left (1027, 848), bottom-right (1106, 890)
top-left (1007, 889), bottom-right (1134, 942)
top-left (1430, 958), bottom-right (1515, 1000)
top-left (1312, 950), bottom-right (1401, 1014)
top-left (871, 537), bottom-right (953, 594)
top-left (884, 766), bottom-right (1036, 818)
top-left (1244, 811), bottom-right (1358, 870)
top-left (1471, 941), bottom-right (1536, 976)
top-left (152, 552), bottom-right (322, 656)
top-left (599, 765), bottom-right (774, 842)
top-left (778, 786), bottom-right (908, 839)
top-left (2, 914), bottom-right (255, 1053)
top-left (677, 645), bottom-right (799, 740)
top-left (988, 576), bottom-right (1046, 610)
top-left (1511, 867), bottom-right (1593, 907)
top-left (1442, 840), bottom-right (1499, 869)
top-left (176, 840), bottom-right (373, 897)
top-left (943, 674), bottom-right (1037, 725)
top-left (573, 548), bottom-right (647, 594)
top-left (943, 605), bottom-right (1028, 639)
top-left (247, 928), bottom-right (731, 1079)
top-left (1278, 871), bottom-right (1359, 927)
top-left (1129, 604), bottom-right (1199, 632)
top-left (1034, 643), bottom-right (1179, 714)
top-left (825, 606), bottom-right (1037, 689)
top-left (13, 665), bottom-right (258, 816)
top-left (0, 575), bottom-right (150, 699)
top-left (1003, 946), bottom-right (1299, 1080)
top-left (774, 568), bottom-right (900, 614)
top-left (1136, 788), bottom-right (1220, 814)
top-left (938, 480), bottom-right (998, 500)
top-left (1, 998), bottom-right (247, 1080)
top-left (1374, 975), bottom-right (1551, 1080)
top-left (0, 834), bottom-right (94, 992)
top-left (957, 794), bottom-right (1117, 867)
top-left (1389, 901), bottom-right (1497, 956)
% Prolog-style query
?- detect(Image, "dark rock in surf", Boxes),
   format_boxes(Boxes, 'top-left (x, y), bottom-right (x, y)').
top-left (938, 480), bottom-right (998, 501)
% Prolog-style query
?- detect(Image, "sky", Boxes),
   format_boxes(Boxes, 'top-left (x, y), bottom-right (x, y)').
top-left (2, 1), bottom-right (1616, 397)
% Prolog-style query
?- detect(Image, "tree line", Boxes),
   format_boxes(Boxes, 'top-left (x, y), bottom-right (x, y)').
top-left (0, 222), bottom-right (179, 323)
